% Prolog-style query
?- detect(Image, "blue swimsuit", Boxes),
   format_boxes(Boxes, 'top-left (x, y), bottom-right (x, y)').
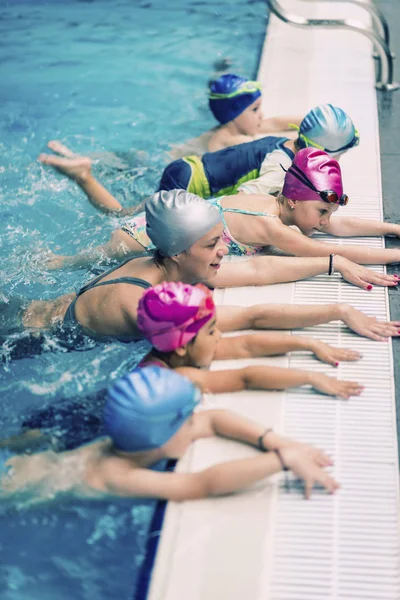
top-left (158, 136), bottom-right (294, 198)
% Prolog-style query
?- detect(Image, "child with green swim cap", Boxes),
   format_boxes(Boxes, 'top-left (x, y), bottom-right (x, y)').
top-left (0, 366), bottom-right (339, 507)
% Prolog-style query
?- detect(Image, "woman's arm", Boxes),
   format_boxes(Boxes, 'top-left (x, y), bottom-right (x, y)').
top-left (267, 219), bottom-right (400, 265)
top-left (176, 364), bottom-right (363, 398)
top-left (106, 445), bottom-right (338, 501)
top-left (215, 332), bottom-right (361, 366)
top-left (322, 217), bottom-right (400, 238)
top-left (217, 253), bottom-right (398, 290)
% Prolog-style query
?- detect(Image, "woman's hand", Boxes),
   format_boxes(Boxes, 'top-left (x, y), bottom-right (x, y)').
top-left (279, 446), bottom-right (340, 499)
top-left (339, 303), bottom-right (400, 342)
top-left (335, 256), bottom-right (399, 290)
top-left (384, 223), bottom-right (400, 238)
top-left (307, 338), bottom-right (361, 366)
top-left (308, 372), bottom-right (364, 399)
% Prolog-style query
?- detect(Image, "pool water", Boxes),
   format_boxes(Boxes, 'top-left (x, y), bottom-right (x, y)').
top-left (0, 0), bottom-right (268, 597)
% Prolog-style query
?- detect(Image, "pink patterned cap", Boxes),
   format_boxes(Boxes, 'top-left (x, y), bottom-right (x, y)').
top-left (137, 282), bottom-right (216, 352)
top-left (282, 148), bottom-right (343, 201)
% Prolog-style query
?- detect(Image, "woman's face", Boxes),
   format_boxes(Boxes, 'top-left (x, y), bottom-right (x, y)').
top-left (187, 317), bottom-right (221, 369)
top-left (291, 199), bottom-right (339, 236)
top-left (177, 223), bottom-right (228, 285)
top-left (233, 97), bottom-right (263, 136)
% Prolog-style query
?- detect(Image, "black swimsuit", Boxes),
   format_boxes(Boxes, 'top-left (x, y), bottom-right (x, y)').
top-left (63, 257), bottom-right (151, 339)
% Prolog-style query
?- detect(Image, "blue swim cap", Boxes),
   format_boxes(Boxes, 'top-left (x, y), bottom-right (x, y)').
top-left (296, 104), bottom-right (359, 156)
top-left (104, 366), bottom-right (200, 452)
top-left (209, 74), bottom-right (262, 125)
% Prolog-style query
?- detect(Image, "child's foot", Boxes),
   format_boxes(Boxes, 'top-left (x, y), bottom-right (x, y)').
top-left (39, 250), bottom-right (74, 271)
top-left (38, 152), bottom-right (92, 182)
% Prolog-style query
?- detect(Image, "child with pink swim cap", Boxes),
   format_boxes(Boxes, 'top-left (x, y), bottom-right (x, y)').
top-left (39, 143), bottom-right (400, 286)
top-left (136, 281), bottom-right (363, 399)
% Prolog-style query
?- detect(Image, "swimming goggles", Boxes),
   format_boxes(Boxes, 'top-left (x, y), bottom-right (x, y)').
top-left (289, 124), bottom-right (360, 154)
top-left (209, 80), bottom-right (262, 100)
top-left (281, 163), bottom-right (349, 206)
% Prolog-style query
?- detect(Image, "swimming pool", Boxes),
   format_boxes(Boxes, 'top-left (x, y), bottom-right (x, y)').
top-left (0, 0), bottom-right (268, 597)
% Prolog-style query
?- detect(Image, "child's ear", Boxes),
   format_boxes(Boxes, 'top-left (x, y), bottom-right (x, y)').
top-left (288, 199), bottom-right (297, 210)
top-left (175, 345), bottom-right (188, 358)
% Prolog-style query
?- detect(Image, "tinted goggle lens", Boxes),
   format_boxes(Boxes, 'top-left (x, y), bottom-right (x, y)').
top-left (320, 190), bottom-right (349, 206)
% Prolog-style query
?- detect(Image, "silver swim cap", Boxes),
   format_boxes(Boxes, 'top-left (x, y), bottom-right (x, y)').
top-left (146, 189), bottom-right (222, 256)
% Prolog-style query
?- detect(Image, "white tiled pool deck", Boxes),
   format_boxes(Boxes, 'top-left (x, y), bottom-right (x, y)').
top-left (148, 2), bottom-right (400, 598)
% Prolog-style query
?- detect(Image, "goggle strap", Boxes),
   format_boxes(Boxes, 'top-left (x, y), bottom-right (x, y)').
top-left (286, 163), bottom-right (321, 194)
top-left (298, 133), bottom-right (325, 151)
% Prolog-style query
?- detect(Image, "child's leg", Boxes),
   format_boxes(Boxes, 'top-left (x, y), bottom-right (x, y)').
top-left (0, 429), bottom-right (52, 452)
top-left (44, 228), bottom-right (148, 271)
top-left (38, 141), bottom-right (124, 214)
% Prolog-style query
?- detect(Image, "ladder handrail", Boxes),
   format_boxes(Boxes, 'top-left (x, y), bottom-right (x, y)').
top-left (267, 0), bottom-right (399, 91)
top-left (299, 0), bottom-right (390, 48)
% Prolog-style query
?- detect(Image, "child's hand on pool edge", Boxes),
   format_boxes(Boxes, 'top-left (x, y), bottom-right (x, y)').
top-left (279, 446), bottom-right (340, 499)
top-left (306, 338), bottom-right (361, 366)
top-left (308, 372), bottom-right (364, 399)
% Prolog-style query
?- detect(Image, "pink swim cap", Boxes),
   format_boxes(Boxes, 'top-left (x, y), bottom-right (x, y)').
top-left (137, 282), bottom-right (216, 352)
top-left (282, 148), bottom-right (343, 202)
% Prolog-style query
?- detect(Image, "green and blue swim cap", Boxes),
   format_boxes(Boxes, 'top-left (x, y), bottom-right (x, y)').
top-left (209, 74), bottom-right (262, 125)
top-left (294, 104), bottom-right (359, 157)
top-left (104, 366), bottom-right (200, 452)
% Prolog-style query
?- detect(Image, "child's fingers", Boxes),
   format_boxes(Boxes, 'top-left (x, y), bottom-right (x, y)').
top-left (325, 348), bottom-right (361, 364)
top-left (335, 349), bottom-right (361, 361)
top-left (315, 452), bottom-right (333, 467)
top-left (318, 472), bottom-right (340, 494)
top-left (304, 478), bottom-right (313, 500)
top-left (337, 381), bottom-right (364, 398)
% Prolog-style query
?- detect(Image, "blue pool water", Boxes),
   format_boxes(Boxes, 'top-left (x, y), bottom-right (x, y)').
top-left (0, 0), bottom-right (268, 597)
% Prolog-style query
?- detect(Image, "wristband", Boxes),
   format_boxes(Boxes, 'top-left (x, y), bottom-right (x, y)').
top-left (274, 448), bottom-right (289, 472)
top-left (257, 428), bottom-right (273, 452)
top-left (328, 254), bottom-right (335, 276)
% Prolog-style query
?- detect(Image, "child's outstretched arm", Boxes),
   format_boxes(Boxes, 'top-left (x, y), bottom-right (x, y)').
top-left (266, 218), bottom-right (400, 266)
top-left (106, 445), bottom-right (338, 501)
top-left (215, 302), bottom-right (400, 342)
top-left (260, 115), bottom-right (302, 134)
top-left (176, 364), bottom-right (363, 398)
top-left (197, 409), bottom-right (330, 464)
top-left (322, 216), bottom-right (400, 238)
top-left (215, 332), bottom-right (361, 366)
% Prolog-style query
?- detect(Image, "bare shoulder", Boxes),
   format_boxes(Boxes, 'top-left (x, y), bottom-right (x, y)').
top-left (86, 451), bottom-right (137, 494)
top-left (208, 127), bottom-right (227, 152)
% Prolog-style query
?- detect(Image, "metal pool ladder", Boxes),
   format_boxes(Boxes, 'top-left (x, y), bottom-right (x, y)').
top-left (267, 0), bottom-right (399, 91)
